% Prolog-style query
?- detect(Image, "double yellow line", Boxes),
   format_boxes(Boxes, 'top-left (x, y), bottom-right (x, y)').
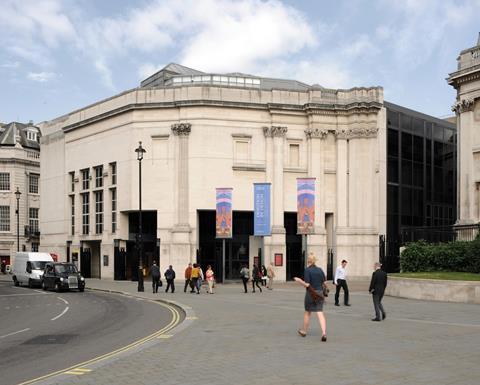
top-left (18, 299), bottom-right (181, 385)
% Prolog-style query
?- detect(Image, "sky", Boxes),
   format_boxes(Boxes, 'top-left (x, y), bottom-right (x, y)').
top-left (0, 0), bottom-right (479, 124)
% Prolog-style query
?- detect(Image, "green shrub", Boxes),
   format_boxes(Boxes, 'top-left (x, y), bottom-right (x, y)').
top-left (400, 239), bottom-right (479, 273)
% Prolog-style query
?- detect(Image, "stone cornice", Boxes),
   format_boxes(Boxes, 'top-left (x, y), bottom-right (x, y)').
top-left (452, 98), bottom-right (475, 114)
top-left (171, 123), bottom-right (191, 136)
top-left (263, 126), bottom-right (288, 137)
top-left (335, 126), bottom-right (379, 139)
top-left (304, 128), bottom-right (328, 139)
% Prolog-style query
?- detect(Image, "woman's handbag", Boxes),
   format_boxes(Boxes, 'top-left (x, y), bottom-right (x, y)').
top-left (307, 285), bottom-right (324, 303)
top-left (322, 283), bottom-right (329, 297)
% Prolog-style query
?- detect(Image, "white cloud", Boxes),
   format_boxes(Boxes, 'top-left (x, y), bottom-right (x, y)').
top-left (27, 71), bottom-right (56, 82)
top-left (0, 61), bottom-right (20, 68)
top-left (179, 0), bottom-right (316, 73)
top-left (94, 60), bottom-right (114, 89)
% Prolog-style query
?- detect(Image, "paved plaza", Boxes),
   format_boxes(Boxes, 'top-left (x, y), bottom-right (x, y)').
top-left (8, 276), bottom-right (480, 385)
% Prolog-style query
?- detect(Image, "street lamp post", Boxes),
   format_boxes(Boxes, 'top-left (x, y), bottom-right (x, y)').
top-left (135, 142), bottom-right (146, 292)
top-left (14, 187), bottom-right (21, 252)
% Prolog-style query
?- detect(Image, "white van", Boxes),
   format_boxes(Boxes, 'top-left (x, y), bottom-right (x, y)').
top-left (12, 252), bottom-right (54, 288)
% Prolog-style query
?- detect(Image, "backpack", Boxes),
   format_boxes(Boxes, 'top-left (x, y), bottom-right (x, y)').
top-left (165, 270), bottom-right (173, 280)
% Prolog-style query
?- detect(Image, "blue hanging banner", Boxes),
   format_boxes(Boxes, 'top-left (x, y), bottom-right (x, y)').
top-left (254, 183), bottom-right (271, 236)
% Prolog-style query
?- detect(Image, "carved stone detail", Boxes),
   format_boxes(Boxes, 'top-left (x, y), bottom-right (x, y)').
top-left (171, 123), bottom-right (192, 135)
top-left (263, 126), bottom-right (288, 137)
top-left (304, 128), bottom-right (328, 139)
top-left (452, 98), bottom-right (475, 114)
top-left (335, 126), bottom-right (379, 139)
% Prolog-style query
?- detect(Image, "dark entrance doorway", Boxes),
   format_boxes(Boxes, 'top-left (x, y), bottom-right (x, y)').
top-left (127, 211), bottom-right (157, 281)
top-left (285, 212), bottom-right (302, 280)
top-left (198, 210), bottom-right (252, 282)
top-left (80, 248), bottom-right (91, 278)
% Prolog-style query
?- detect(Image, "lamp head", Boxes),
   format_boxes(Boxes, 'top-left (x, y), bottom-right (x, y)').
top-left (135, 141), bottom-right (146, 161)
top-left (14, 187), bottom-right (21, 199)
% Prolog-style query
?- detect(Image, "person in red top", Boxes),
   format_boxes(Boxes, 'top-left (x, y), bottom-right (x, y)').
top-left (184, 263), bottom-right (192, 293)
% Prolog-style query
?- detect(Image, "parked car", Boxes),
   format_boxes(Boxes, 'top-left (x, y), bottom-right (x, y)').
top-left (12, 252), bottom-right (54, 288)
top-left (41, 262), bottom-right (85, 292)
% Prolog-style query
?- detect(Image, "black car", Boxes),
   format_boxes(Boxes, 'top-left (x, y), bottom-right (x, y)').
top-left (41, 262), bottom-right (85, 292)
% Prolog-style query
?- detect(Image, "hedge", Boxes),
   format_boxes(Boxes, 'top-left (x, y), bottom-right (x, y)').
top-left (400, 239), bottom-right (480, 273)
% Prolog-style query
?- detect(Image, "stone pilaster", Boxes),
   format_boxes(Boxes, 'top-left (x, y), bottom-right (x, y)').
top-left (170, 123), bottom-right (192, 268)
top-left (304, 128), bottom-right (328, 269)
top-left (263, 126), bottom-right (287, 281)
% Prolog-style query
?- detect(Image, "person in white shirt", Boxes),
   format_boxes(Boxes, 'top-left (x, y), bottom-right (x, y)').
top-left (334, 259), bottom-right (350, 306)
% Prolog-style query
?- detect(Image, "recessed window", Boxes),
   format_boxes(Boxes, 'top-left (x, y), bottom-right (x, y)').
top-left (81, 169), bottom-right (90, 190)
top-left (82, 193), bottom-right (89, 235)
top-left (29, 174), bottom-right (39, 194)
top-left (69, 171), bottom-right (75, 192)
top-left (110, 162), bottom-right (117, 185)
top-left (94, 165), bottom-right (103, 188)
top-left (95, 190), bottom-right (103, 234)
top-left (0, 206), bottom-right (10, 231)
top-left (29, 208), bottom-right (39, 233)
top-left (71, 196), bottom-right (75, 235)
top-left (234, 140), bottom-right (249, 162)
top-left (289, 143), bottom-right (300, 167)
top-left (0, 173), bottom-right (10, 191)
top-left (111, 188), bottom-right (117, 233)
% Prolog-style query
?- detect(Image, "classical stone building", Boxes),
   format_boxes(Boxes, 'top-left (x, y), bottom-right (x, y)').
top-left (0, 122), bottom-right (41, 266)
top-left (39, 63), bottom-right (388, 281)
top-left (448, 34), bottom-right (480, 224)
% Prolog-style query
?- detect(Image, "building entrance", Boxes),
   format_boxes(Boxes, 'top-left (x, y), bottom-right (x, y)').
top-left (198, 210), bottom-right (252, 282)
top-left (126, 211), bottom-right (158, 281)
top-left (285, 212), bottom-right (302, 280)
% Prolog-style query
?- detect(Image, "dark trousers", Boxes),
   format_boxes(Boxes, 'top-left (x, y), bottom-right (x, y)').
top-left (152, 276), bottom-right (160, 293)
top-left (372, 293), bottom-right (385, 319)
top-left (252, 279), bottom-right (262, 292)
top-left (191, 278), bottom-right (199, 293)
top-left (242, 277), bottom-right (248, 293)
top-left (335, 279), bottom-right (349, 305)
top-left (165, 279), bottom-right (175, 293)
top-left (184, 279), bottom-right (191, 292)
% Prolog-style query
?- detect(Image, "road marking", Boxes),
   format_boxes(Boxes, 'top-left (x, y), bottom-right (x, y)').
top-left (51, 306), bottom-right (69, 321)
top-left (157, 334), bottom-right (173, 339)
top-left (18, 295), bottom-right (181, 385)
top-left (185, 316), bottom-right (198, 320)
top-left (0, 328), bottom-right (30, 339)
top-left (57, 296), bottom-right (69, 305)
top-left (65, 368), bottom-right (92, 375)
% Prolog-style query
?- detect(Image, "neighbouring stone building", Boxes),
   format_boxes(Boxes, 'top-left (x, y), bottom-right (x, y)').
top-left (38, 63), bottom-right (457, 281)
top-left (0, 122), bottom-right (41, 266)
top-left (448, 34), bottom-right (480, 224)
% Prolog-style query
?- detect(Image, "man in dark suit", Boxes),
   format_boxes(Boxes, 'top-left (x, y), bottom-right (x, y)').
top-left (369, 262), bottom-right (387, 321)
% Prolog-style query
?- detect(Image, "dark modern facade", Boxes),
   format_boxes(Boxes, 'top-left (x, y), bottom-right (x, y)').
top-left (383, 102), bottom-right (457, 272)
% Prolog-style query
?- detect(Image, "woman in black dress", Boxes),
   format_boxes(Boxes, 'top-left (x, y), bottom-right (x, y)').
top-left (294, 253), bottom-right (327, 341)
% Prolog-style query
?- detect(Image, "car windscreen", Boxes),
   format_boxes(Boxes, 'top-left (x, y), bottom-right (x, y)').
top-left (54, 264), bottom-right (78, 274)
top-left (31, 261), bottom-right (48, 270)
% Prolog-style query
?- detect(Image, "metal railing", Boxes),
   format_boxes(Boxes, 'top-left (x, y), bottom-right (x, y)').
top-left (401, 224), bottom-right (480, 244)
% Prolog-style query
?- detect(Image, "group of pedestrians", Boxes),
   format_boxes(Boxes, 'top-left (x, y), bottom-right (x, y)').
top-left (150, 255), bottom-right (388, 343)
top-left (294, 253), bottom-right (388, 342)
top-left (240, 262), bottom-right (276, 293)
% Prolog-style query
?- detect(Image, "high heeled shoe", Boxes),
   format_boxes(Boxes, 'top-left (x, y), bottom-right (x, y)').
top-left (321, 335), bottom-right (327, 342)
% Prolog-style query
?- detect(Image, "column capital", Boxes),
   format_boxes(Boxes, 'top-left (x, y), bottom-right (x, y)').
top-left (452, 98), bottom-right (475, 114)
top-left (263, 126), bottom-right (288, 137)
top-left (171, 123), bottom-right (192, 136)
top-left (305, 128), bottom-right (328, 139)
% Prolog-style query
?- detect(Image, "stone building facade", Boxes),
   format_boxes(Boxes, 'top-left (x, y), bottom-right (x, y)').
top-left (0, 122), bottom-right (41, 266)
top-left (39, 63), bottom-right (386, 281)
top-left (448, 34), bottom-right (480, 224)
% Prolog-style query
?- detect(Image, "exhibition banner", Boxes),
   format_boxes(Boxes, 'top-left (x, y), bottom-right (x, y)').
top-left (216, 188), bottom-right (233, 238)
top-left (254, 183), bottom-right (271, 236)
top-left (297, 178), bottom-right (315, 234)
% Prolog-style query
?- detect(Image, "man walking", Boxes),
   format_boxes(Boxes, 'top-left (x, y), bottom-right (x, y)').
top-left (184, 263), bottom-right (192, 293)
top-left (164, 265), bottom-right (176, 293)
top-left (334, 259), bottom-right (350, 306)
top-left (151, 261), bottom-right (161, 293)
top-left (369, 262), bottom-right (387, 321)
top-left (267, 262), bottom-right (275, 290)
